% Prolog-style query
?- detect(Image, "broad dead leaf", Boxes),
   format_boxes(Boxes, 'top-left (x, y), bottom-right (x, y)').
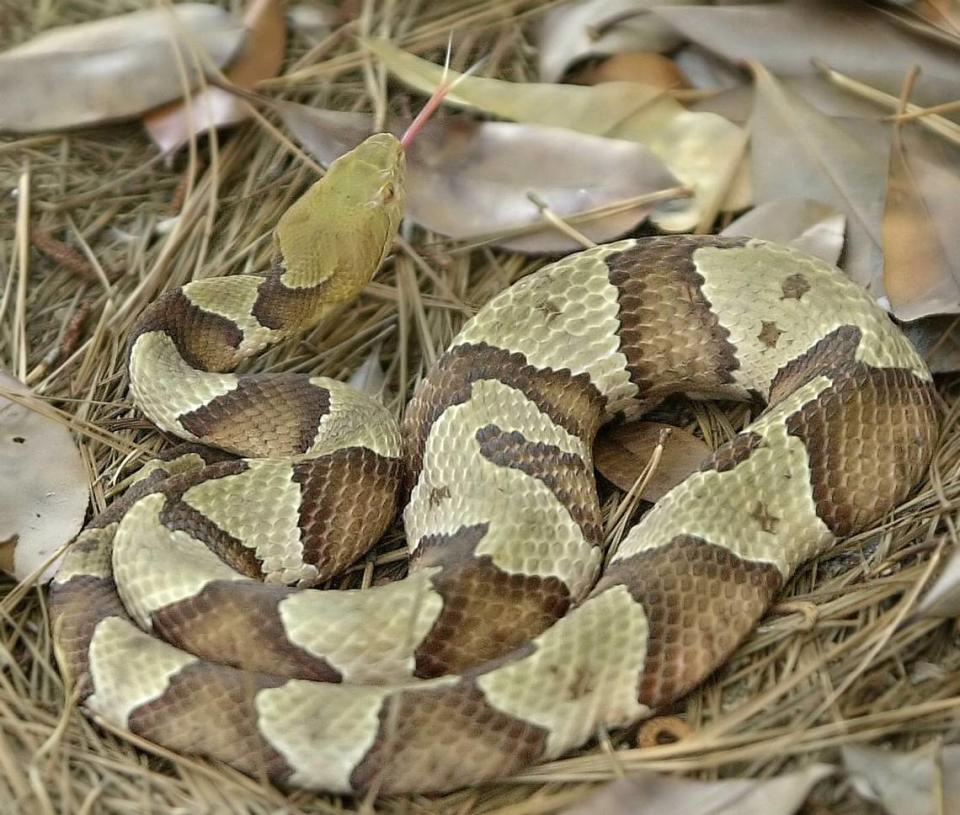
top-left (405, 117), bottom-right (681, 252)
top-left (563, 764), bottom-right (833, 814)
top-left (749, 63), bottom-right (888, 300)
top-left (721, 198), bottom-right (846, 265)
top-left (653, 0), bottom-right (960, 104)
top-left (274, 101), bottom-right (680, 252)
top-left (843, 742), bottom-right (960, 815)
top-left (883, 123), bottom-right (960, 320)
top-left (536, 0), bottom-right (696, 82)
top-left (594, 421), bottom-right (710, 501)
top-left (913, 543), bottom-right (960, 618)
top-left (0, 372), bottom-right (88, 583)
top-left (144, 0), bottom-right (287, 155)
top-left (366, 39), bottom-right (744, 233)
top-left (271, 103), bottom-right (371, 164)
top-left (0, 4), bottom-right (244, 133)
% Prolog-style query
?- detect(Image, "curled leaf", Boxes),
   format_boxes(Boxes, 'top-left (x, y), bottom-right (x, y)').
top-left (365, 38), bottom-right (744, 233)
top-left (594, 421), bottom-right (710, 502)
top-left (144, 0), bottom-right (288, 154)
top-left (0, 372), bottom-right (88, 583)
top-left (0, 4), bottom-right (244, 133)
top-left (537, 0), bottom-right (695, 82)
top-left (721, 198), bottom-right (846, 265)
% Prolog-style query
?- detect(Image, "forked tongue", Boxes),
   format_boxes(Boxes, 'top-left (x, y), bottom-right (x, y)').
top-left (399, 54), bottom-right (488, 150)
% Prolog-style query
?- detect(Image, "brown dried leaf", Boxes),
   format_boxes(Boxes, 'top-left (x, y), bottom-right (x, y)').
top-left (653, 0), bottom-right (960, 104)
top-left (910, 0), bottom-right (960, 37)
top-left (721, 198), bottom-right (846, 265)
top-left (536, 0), bottom-right (696, 82)
top-left (570, 52), bottom-right (688, 90)
top-left (0, 372), bottom-right (88, 583)
top-left (274, 102), bottom-right (680, 252)
top-left (594, 421), bottom-right (710, 501)
top-left (563, 764), bottom-right (833, 814)
top-left (0, 4), bottom-right (244, 133)
top-left (749, 63), bottom-right (888, 299)
top-left (882, 124), bottom-right (960, 320)
top-left (366, 39), bottom-right (744, 233)
top-left (144, 0), bottom-right (287, 155)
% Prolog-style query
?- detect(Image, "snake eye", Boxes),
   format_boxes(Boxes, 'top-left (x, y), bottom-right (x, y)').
top-left (381, 183), bottom-right (395, 203)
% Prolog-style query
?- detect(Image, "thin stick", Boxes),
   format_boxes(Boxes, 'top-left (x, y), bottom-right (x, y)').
top-left (813, 59), bottom-right (960, 148)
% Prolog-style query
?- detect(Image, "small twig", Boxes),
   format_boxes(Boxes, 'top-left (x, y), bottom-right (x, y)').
top-left (887, 97), bottom-right (960, 123)
top-left (813, 59), bottom-right (960, 148)
top-left (169, 156), bottom-right (207, 214)
top-left (526, 192), bottom-right (597, 248)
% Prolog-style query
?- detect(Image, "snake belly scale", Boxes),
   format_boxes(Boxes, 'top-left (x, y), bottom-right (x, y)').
top-left (51, 133), bottom-right (939, 794)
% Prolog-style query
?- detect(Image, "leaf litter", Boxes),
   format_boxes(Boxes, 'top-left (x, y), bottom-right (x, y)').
top-left (143, 0), bottom-right (288, 155)
top-left (0, 4), bottom-right (245, 132)
top-left (1, 1), bottom-right (960, 813)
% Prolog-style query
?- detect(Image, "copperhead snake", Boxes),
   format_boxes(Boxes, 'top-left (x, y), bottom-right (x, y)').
top-left (51, 132), bottom-right (939, 794)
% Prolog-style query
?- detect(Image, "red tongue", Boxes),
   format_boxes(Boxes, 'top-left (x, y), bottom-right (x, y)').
top-left (398, 52), bottom-right (488, 150)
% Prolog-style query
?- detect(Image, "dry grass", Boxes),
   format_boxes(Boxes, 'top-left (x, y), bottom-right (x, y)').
top-left (1, 1), bottom-right (958, 813)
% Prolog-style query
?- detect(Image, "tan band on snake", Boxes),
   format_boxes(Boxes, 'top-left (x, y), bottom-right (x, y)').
top-left (51, 133), bottom-right (939, 794)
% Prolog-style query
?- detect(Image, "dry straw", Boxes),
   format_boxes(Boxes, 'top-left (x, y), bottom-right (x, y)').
top-left (0, 2), bottom-right (957, 813)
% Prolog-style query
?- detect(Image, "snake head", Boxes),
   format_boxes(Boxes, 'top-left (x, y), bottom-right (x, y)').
top-left (271, 132), bottom-right (406, 300)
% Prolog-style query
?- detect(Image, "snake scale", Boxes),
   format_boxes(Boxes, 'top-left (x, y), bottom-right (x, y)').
top-left (51, 132), bottom-right (939, 794)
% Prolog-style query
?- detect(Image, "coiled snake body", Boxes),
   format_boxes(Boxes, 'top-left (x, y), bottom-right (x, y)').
top-left (52, 134), bottom-right (939, 794)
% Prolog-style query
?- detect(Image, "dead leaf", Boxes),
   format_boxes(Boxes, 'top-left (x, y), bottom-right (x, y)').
top-left (404, 117), bottom-right (681, 252)
top-left (674, 44), bottom-right (745, 91)
top-left (570, 52), bottom-right (688, 90)
top-left (366, 38), bottom-right (744, 233)
top-left (0, 4), bottom-right (245, 133)
top-left (271, 103), bottom-right (371, 165)
top-left (536, 0), bottom-right (696, 83)
top-left (287, 2), bottom-right (338, 40)
top-left (908, 0), bottom-right (960, 37)
top-left (0, 371), bottom-right (88, 583)
top-left (749, 63), bottom-right (888, 300)
top-left (843, 742), bottom-right (960, 815)
top-left (653, 0), bottom-right (960, 105)
top-left (144, 0), bottom-right (287, 154)
top-left (562, 764), bottom-right (834, 814)
top-left (721, 198), bottom-right (846, 265)
top-left (347, 346), bottom-right (391, 402)
top-left (272, 100), bottom-right (681, 252)
top-left (594, 421), bottom-right (710, 501)
top-left (901, 314), bottom-right (960, 373)
top-left (882, 123), bottom-right (960, 320)
top-left (913, 543), bottom-right (960, 618)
